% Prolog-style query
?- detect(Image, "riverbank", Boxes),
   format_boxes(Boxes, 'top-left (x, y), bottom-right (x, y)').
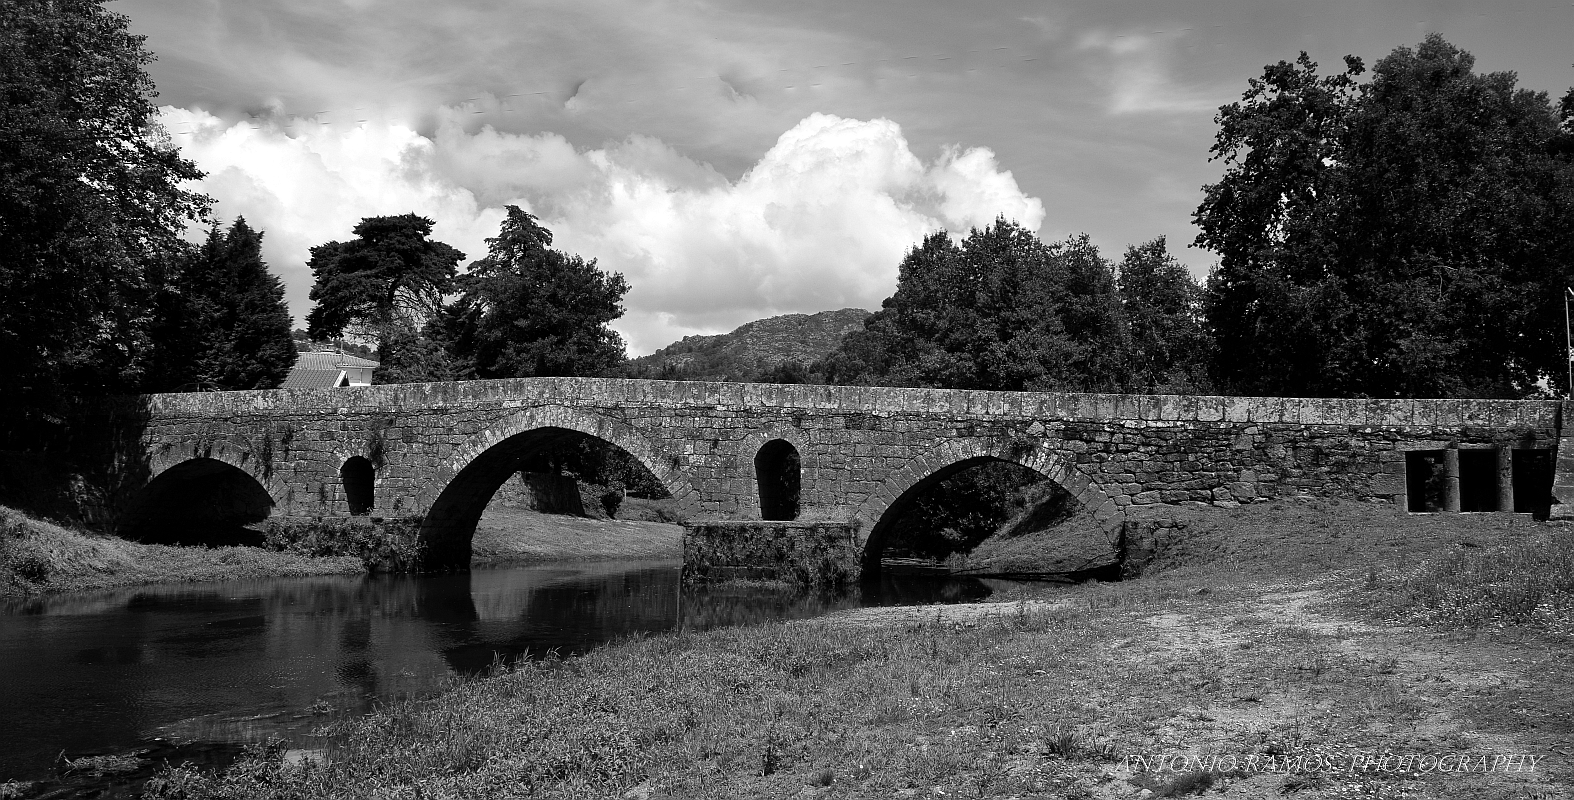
top-left (133, 502), bottom-right (1573, 799)
top-left (0, 506), bottom-right (362, 596)
top-left (472, 506), bottom-right (683, 566)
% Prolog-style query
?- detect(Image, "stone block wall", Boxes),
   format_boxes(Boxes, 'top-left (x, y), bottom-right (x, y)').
top-left (65, 378), bottom-right (1562, 572)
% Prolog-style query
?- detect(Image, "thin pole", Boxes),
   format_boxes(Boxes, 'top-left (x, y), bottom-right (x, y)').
top-left (1555, 289), bottom-right (1567, 398)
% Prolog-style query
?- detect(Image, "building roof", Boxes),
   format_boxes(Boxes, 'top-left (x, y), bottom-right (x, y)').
top-left (280, 350), bottom-right (379, 389)
top-left (293, 351), bottom-right (380, 370)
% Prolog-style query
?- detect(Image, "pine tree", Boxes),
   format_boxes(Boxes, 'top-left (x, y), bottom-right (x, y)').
top-left (438, 206), bottom-right (629, 379)
top-left (147, 219), bottom-right (295, 391)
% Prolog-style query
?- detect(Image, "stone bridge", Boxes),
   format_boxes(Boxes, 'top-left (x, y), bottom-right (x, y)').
top-left (92, 378), bottom-right (1568, 579)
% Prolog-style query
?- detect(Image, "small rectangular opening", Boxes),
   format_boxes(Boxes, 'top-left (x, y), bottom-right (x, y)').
top-left (1406, 450), bottom-right (1446, 512)
top-left (1458, 449), bottom-right (1499, 512)
top-left (1512, 449), bottom-right (1553, 519)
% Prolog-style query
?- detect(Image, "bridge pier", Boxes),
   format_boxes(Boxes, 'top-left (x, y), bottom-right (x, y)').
top-left (262, 515), bottom-right (426, 572)
top-left (682, 520), bottom-right (863, 587)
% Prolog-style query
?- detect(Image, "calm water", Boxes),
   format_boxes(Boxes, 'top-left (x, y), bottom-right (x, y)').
top-left (0, 558), bottom-right (1011, 795)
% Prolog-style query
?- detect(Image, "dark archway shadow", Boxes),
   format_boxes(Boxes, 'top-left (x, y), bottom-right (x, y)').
top-left (341, 456), bottom-right (375, 516)
top-left (418, 427), bottom-right (672, 571)
top-left (861, 455), bottom-right (1062, 579)
top-left (755, 438), bottom-right (801, 520)
top-left (119, 458), bottom-right (274, 546)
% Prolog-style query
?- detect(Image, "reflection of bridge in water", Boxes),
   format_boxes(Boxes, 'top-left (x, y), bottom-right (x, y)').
top-left (0, 560), bottom-right (1000, 783)
top-left (93, 378), bottom-right (1567, 578)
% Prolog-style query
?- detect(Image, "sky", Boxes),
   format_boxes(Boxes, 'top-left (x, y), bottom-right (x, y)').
top-left (119, 0), bottom-right (1574, 355)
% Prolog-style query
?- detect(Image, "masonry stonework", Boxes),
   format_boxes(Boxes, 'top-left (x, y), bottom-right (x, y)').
top-left (96, 378), bottom-right (1563, 574)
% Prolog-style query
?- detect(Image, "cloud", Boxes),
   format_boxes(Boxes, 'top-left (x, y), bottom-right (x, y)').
top-left (1077, 31), bottom-right (1227, 115)
top-left (163, 108), bottom-right (1043, 354)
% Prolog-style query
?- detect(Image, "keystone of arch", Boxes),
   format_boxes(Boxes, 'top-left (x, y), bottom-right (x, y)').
top-left (850, 436), bottom-right (1121, 547)
top-left (444, 404), bottom-right (701, 518)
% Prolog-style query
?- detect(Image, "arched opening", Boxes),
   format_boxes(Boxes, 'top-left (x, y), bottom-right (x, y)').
top-left (863, 457), bottom-right (1083, 578)
top-left (420, 427), bottom-right (680, 571)
top-left (120, 458), bottom-right (275, 547)
top-left (754, 439), bottom-right (801, 521)
top-left (341, 456), bottom-right (375, 515)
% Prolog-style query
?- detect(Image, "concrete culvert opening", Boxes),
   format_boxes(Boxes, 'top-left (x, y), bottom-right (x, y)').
top-left (755, 439), bottom-right (801, 521)
top-left (1405, 450), bottom-right (1447, 512)
top-left (1512, 449), bottom-right (1553, 518)
top-left (420, 427), bottom-right (679, 571)
top-left (1457, 449), bottom-right (1499, 512)
top-left (120, 458), bottom-right (274, 547)
top-left (341, 456), bottom-right (375, 515)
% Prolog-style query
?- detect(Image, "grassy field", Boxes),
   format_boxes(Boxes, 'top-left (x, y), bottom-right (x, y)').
top-left (0, 506), bottom-right (363, 596)
top-left (472, 505), bottom-right (682, 566)
top-left (126, 499), bottom-right (1573, 799)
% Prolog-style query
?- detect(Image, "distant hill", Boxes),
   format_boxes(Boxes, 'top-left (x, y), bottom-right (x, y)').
top-left (624, 308), bottom-right (871, 382)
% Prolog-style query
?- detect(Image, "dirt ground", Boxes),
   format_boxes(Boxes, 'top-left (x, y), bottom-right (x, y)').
top-left (815, 573), bottom-right (1574, 799)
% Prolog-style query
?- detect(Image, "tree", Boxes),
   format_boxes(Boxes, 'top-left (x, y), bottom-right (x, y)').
top-left (816, 219), bottom-right (1133, 565)
top-left (818, 219), bottom-right (1129, 392)
top-left (146, 218), bottom-right (295, 391)
top-left (1196, 35), bottom-right (1574, 397)
top-left (438, 206), bottom-right (628, 379)
top-left (1118, 237), bottom-right (1212, 393)
top-left (305, 214), bottom-right (464, 382)
top-left (0, 0), bottom-right (209, 420)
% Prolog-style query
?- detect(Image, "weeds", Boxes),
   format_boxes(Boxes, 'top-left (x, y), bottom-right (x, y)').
top-left (1371, 530), bottom-right (1574, 630)
top-left (0, 505), bottom-right (361, 596)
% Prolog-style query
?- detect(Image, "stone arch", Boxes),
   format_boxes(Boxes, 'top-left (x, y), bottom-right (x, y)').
top-left (418, 405), bottom-right (699, 570)
top-left (755, 439), bottom-right (802, 521)
top-left (121, 455), bottom-right (278, 546)
top-left (852, 437), bottom-right (1121, 564)
top-left (146, 442), bottom-right (283, 509)
top-left (341, 456), bottom-right (376, 515)
top-left (736, 427), bottom-right (811, 517)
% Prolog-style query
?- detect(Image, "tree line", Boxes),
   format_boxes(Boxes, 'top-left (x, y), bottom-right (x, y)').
top-left (5, 0), bottom-right (1573, 441)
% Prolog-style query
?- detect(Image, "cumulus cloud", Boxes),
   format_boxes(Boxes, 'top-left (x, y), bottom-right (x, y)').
top-left (163, 108), bottom-right (1043, 354)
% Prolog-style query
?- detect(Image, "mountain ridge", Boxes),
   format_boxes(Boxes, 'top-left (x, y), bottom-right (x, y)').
top-left (625, 308), bottom-right (871, 382)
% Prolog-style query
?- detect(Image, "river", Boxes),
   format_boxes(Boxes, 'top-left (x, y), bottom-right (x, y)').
top-left (0, 557), bottom-right (1017, 797)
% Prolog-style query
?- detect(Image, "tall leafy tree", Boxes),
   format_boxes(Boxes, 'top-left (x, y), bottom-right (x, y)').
top-left (146, 219), bottom-right (295, 391)
top-left (0, 0), bottom-right (209, 420)
top-left (819, 219), bottom-right (1129, 392)
top-left (1197, 35), bottom-right (1574, 397)
top-left (305, 214), bottom-right (463, 383)
top-left (1118, 237), bottom-right (1212, 393)
top-left (437, 206), bottom-right (629, 379)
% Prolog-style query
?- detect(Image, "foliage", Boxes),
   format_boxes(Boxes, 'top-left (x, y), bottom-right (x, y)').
top-left (754, 360), bottom-right (813, 384)
top-left (521, 436), bottom-right (670, 499)
top-left (0, 0), bottom-right (209, 416)
top-left (877, 462), bottom-right (1044, 561)
top-left (817, 220), bottom-right (1130, 393)
top-left (436, 206), bottom-right (628, 379)
top-left (1196, 35), bottom-right (1574, 397)
top-left (145, 218), bottom-right (295, 391)
top-left (1117, 237), bottom-right (1212, 393)
top-left (304, 213), bottom-right (464, 380)
top-left (371, 320), bottom-right (460, 384)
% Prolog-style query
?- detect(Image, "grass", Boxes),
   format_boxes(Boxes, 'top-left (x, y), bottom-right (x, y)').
top-left (1362, 529), bottom-right (1574, 630)
top-left (0, 500), bottom-right (1504, 798)
top-left (0, 505), bottom-right (362, 596)
top-left (470, 505), bottom-right (683, 566)
top-left (141, 505), bottom-right (1574, 798)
